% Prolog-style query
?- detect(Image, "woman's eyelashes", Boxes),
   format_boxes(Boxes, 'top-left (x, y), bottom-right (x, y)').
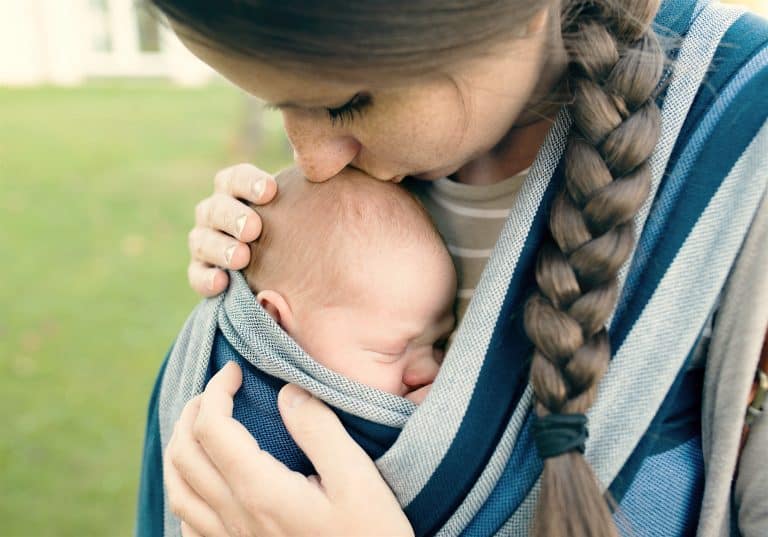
top-left (326, 92), bottom-right (373, 126)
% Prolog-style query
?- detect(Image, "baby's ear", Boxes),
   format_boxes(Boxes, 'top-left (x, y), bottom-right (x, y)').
top-left (255, 290), bottom-right (294, 329)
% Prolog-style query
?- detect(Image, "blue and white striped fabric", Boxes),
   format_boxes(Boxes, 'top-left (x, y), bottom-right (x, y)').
top-left (136, 1), bottom-right (768, 535)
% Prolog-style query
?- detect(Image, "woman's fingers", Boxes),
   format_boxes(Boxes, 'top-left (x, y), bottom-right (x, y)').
top-left (187, 164), bottom-right (276, 298)
top-left (193, 364), bottom-right (315, 508)
top-left (200, 360), bottom-right (242, 416)
top-left (180, 521), bottom-right (204, 537)
top-left (276, 384), bottom-right (381, 495)
top-left (165, 453), bottom-right (229, 537)
top-left (176, 365), bottom-right (412, 536)
top-left (214, 163), bottom-right (277, 205)
top-left (171, 396), bottom-right (245, 526)
top-left (165, 403), bottom-right (231, 537)
top-left (188, 227), bottom-right (251, 270)
top-left (188, 261), bottom-right (228, 297)
top-left (193, 363), bottom-right (274, 482)
top-left (187, 194), bottom-right (254, 295)
top-left (195, 193), bottom-right (263, 243)
top-left (276, 384), bottom-right (411, 536)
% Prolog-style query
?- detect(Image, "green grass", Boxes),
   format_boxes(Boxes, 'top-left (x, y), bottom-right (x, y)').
top-left (0, 81), bottom-right (291, 536)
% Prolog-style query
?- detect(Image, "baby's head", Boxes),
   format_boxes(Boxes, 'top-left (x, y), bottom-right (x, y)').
top-left (243, 167), bottom-right (456, 402)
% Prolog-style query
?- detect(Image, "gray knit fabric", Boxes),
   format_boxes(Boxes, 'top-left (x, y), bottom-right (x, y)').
top-left (376, 108), bottom-right (571, 507)
top-left (698, 181), bottom-right (768, 536)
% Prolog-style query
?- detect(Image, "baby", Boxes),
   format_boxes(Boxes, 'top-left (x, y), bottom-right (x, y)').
top-left (243, 167), bottom-right (457, 403)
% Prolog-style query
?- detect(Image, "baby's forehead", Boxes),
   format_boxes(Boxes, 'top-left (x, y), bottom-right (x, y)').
top-left (345, 243), bottom-right (455, 304)
top-left (252, 167), bottom-right (452, 303)
top-left (272, 169), bottom-right (442, 247)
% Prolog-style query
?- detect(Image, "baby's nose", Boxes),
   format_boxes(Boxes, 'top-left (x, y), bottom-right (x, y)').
top-left (403, 354), bottom-right (440, 389)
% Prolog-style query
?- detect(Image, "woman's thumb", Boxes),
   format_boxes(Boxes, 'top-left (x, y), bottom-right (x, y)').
top-left (277, 384), bottom-right (376, 489)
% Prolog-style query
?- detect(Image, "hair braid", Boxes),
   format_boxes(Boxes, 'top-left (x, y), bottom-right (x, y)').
top-left (525, 1), bottom-right (664, 535)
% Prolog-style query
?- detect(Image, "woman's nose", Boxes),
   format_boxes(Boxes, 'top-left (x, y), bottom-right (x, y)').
top-left (282, 110), bottom-right (361, 182)
top-left (403, 353), bottom-right (440, 390)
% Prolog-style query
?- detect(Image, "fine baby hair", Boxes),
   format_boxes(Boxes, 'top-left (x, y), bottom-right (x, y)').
top-left (243, 167), bottom-right (447, 308)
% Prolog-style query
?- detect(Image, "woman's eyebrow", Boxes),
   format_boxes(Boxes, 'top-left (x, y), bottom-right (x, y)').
top-left (263, 100), bottom-right (301, 111)
top-left (270, 100), bottom-right (303, 109)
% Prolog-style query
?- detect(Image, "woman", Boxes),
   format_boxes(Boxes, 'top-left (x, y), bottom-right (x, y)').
top-left (137, 0), bottom-right (768, 535)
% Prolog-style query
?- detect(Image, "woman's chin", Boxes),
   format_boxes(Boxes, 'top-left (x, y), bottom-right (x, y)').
top-left (412, 161), bottom-right (467, 180)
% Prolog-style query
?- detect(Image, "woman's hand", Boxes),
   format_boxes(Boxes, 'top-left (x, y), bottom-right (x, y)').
top-left (164, 362), bottom-right (414, 537)
top-left (188, 164), bottom-right (278, 297)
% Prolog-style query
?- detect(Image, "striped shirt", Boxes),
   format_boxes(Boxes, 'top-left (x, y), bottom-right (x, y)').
top-left (408, 169), bottom-right (529, 330)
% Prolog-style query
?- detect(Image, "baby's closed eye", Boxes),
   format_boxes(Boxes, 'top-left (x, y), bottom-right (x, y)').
top-left (366, 349), bottom-right (406, 364)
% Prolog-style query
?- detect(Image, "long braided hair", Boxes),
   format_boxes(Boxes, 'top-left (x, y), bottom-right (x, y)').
top-left (525, 1), bottom-right (664, 535)
top-left (148, 0), bottom-right (667, 534)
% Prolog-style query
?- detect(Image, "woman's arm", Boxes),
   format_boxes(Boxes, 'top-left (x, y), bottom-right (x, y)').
top-left (187, 164), bottom-right (277, 296)
top-left (164, 362), bottom-right (414, 537)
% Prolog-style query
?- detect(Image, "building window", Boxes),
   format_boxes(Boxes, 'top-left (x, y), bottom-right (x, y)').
top-left (136, 5), bottom-right (161, 53)
top-left (88, 0), bottom-right (112, 52)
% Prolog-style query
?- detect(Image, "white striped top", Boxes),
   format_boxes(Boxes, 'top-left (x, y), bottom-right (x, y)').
top-left (408, 169), bottom-right (529, 337)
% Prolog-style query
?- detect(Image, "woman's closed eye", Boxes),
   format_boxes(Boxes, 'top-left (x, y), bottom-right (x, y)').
top-left (326, 92), bottom-right (373, 126)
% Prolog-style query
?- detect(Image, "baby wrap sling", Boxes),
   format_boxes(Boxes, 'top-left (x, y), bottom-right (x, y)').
top-left (136, 0), bottom-right (768, 535)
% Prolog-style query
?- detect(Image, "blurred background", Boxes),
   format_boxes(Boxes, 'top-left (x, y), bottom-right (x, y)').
top-left (1, 0), bottom-right (766, 535)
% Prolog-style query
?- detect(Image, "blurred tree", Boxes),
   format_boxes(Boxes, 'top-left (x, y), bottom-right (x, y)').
top-left (239, 95), bottom-right (264, 156)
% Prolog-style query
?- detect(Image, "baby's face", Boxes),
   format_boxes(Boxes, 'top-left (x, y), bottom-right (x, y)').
top-left (290, 241), bottom-right (456, 403)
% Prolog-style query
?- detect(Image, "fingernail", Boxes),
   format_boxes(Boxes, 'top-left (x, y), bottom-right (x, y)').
top-left (235, 214), bottom-right (247, 239)
top-left (224, 244), bottom-right (237, 266)
top-left (207, 271), bottom-right (218, 291)
top-left (285, 385), bottom-right (310, 408)
top-left (252, 177), bottom-right (267, 200)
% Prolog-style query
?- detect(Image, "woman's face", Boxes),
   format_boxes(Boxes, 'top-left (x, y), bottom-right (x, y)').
top-left (176, 8), bottom-right (560, 183)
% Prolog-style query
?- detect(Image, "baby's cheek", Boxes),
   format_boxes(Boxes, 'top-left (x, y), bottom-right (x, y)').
top-left (325, 357), bottom-right (403, 396)
top-left (365, 364), bottom-right (406, 396)
top-left (307, 348), bottom-right (375, 387)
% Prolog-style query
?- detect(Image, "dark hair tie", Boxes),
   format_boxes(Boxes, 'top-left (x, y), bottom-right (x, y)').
top-left (532, 413), bottom-right (589, 459)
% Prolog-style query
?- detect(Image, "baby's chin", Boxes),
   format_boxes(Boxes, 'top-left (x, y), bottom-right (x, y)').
top-left (404, 384), bottom-right (433, 405)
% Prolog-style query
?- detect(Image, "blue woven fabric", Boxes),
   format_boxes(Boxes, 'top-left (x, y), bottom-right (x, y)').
top-left (459, 414), bottom-right (542, 536)
top-left (616, 437), bottom-right (705, 536)
top-left (211, 330), bottom-right (313, 474)
top-left (210, 329), bottom-right (401, 474)
top-left (615, 29), bottom-right (768, 328)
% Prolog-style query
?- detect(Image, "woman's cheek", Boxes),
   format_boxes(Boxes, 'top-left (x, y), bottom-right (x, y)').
top-left (362, 119), bottom-right (459, 173)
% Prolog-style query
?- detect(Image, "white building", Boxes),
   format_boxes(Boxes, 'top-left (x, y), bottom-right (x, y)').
top-left (0, 0), bottom-right (215, 86)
